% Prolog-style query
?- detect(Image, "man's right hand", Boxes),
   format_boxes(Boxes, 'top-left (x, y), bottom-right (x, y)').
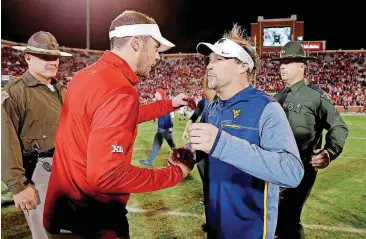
top-left (13, 185), bottom-right (39, 211)
top-left (168, 149), bottom-right (194, 178)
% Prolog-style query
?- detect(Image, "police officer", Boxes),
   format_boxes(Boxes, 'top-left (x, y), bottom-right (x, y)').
top-left (272, 41), bottom-right (349, 239)
top-left (1, 31), bottom-right (71, 239)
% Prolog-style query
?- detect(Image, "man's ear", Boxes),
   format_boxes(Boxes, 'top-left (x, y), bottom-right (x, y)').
top-left (238, 62), bottom-right (250, 74)
top-left (130, 37), bottom-right (141, 52)
top-left (300, 62), bottom-right (306, 73)
top-left (25, 54), bottom-right (31, 64)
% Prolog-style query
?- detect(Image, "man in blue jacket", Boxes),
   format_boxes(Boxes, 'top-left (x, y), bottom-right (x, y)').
top-left (140, 89), bottom-right (176, 167)
top-left (187, 24), bottom-right (304, 239)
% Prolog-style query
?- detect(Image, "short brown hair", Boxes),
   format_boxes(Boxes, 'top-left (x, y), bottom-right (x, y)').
top-left (109, 10), bottom-right (156, 49)
top-left (223, 24), bottom-right (259, 74)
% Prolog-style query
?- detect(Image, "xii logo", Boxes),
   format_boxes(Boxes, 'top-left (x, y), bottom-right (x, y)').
top-left (111, 145), bottom-right (124, 153)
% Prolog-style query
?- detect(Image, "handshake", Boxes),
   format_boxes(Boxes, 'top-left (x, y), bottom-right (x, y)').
top-left (168, 147), bottom-right (195, 178)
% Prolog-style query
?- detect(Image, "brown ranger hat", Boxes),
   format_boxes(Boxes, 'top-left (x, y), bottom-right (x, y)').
top-left (271, 41), bottom-right (316, 62)
top-left (12, 31), bottom-right (72, 57)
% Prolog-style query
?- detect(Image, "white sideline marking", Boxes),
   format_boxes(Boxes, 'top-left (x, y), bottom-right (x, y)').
top-left (348, 136), bottom-right (366, 140)
top-left (126, 207), bottom-right (366, 234)
top-left (164, 211), bottom-right (203, 218)
top-left (127, 207), bottom-right (146, 213)
top-left (303, 224), bottom-right (366, 234)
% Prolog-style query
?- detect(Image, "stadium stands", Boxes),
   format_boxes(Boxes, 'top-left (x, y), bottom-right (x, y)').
top-left (1, 43), bottom-right (365, 107)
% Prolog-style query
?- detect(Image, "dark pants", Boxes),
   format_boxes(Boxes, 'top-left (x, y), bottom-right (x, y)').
top-left (47, 232), bottom-right (130, 239)
top-left (196, 154), bottom-right (209, 224)
top-left (47, 231), bottom-right (130, 239)
top-left (196, 157), bottom-right (206, 183)
top-left (275, 166), bottom-right (318, 239)
top-left (145, 128), bottom-right (176, 163)
top-left (47, 196), bottom-right (130, 239)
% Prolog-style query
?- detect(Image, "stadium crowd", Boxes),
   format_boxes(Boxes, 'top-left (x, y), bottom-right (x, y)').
top-left (2, 45), bottom-right (365, 106)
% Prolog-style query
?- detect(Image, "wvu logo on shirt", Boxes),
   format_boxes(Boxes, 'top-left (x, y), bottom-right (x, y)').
top-left (232, 109), bottom-right (241, 119)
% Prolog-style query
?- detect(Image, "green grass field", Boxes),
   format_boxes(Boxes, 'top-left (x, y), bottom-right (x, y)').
top-left (2, 115), bottom-right (366, 239)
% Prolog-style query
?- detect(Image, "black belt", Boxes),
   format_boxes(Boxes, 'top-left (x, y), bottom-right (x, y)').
top-left (38, 148), bottom-right (55, 158)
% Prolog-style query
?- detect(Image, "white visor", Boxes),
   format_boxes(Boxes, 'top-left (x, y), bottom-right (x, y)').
top-left (196, 38), bottom-right (255, 71)
top-left (109, 24), bottom-right (175, 52)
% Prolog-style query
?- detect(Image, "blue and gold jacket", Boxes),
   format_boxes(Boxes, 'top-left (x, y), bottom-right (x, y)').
top-left (199, 85), bottom-right (304, 239)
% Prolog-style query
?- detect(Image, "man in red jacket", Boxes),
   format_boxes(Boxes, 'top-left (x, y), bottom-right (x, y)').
top-left (43, 10), bottom-right (191, 239)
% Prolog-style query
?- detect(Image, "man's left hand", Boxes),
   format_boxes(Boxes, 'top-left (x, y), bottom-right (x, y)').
top-left (172, 93), bottom-right (189, 108)
top-left (189, 123), bottom-right (219, 154)
top-left (311, 149), bottom-right (330, 169)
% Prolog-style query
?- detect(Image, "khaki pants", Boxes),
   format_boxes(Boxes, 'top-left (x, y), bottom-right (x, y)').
top-left (23, 157), bottom-right (53, 239)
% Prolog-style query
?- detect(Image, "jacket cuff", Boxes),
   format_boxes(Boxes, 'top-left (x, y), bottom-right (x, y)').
top-left (209, 129), bottom-right (225, 156)
top-left (173, 165), bottom-right (184, 179)
top-left (324, 145), bottom-right (342, 161)
top-left (7, 176), bottom-right (31, 194)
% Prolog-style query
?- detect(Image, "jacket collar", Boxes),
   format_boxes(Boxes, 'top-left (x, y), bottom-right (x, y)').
top-left (22, 71), bottom-right (62, 88)
top-left (217, 85), bottom-right (258, 108)
top-left (98, 51), bottom-right (140, 85)
top-left (289, 79), bottom-right (306, 94)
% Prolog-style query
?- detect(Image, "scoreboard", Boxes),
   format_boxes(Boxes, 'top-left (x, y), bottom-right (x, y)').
top-left (251, 15), bottom-right (326, 55)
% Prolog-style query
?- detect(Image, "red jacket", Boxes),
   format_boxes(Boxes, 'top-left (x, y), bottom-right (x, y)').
top-left (43, 51), bottom-right (183, 234)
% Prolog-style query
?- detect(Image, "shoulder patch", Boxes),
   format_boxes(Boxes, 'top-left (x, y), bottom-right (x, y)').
top-left (307, 84), bottom-right (333, 104)
top-left (306, 84), bottom-right (325, 94)
top-left (1, 89), bottom-right (9, 104)
top-left (321, 92), bottom-right (334, 104)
